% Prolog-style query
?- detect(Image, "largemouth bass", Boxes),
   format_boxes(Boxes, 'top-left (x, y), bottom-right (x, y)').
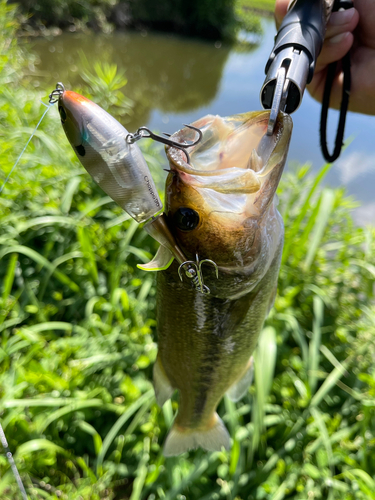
top-left (153, 111), bottom-right (293, 456)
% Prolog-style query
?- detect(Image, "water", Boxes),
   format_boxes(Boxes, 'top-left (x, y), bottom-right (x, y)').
top-left (27, 19), bottom-right (375, 225)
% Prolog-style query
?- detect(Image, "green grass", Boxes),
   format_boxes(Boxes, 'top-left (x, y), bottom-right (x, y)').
top-left (1, 2), bottom-right (375, 499)
top-left (237, 0), bottom-right (276, 14)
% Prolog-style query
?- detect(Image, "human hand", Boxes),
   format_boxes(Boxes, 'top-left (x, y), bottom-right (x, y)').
top-left (275, 0), bottom-right (375, 115)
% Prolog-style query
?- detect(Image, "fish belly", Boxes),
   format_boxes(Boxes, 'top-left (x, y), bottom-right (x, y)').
top-left (155, 240), bottom-right (283, 449)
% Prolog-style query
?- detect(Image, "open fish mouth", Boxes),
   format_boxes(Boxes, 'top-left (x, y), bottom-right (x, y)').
top-left (166, 110), bottom-right (293, 198)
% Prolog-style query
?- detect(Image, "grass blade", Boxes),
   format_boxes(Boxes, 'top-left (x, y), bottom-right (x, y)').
top-left (282, 162), bottom-right (333, 263)
top-left (38, 399), bottom-right (112, 433)
top-left (96, 390), bottom-right (154, 471)
top-left (252, 327), bottom-right (277, 456)
top-left (77, 226), bottom-right (99, 285)
top-left (304, 189), bottom-right (335, 270)
top-left (60, 176), bottom-right (81, 213)
top-left (129, 438), bottom-right (150, 500)
top-left (1, 252), bottom-right (17, 302)
top-left (308, 296), bottom-right (324, 395)
top-left (0, 245), bottom-right (80, 292)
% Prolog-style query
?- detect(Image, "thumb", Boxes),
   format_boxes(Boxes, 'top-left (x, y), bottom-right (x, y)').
top-left (275, 0), bottom-right (292, 29)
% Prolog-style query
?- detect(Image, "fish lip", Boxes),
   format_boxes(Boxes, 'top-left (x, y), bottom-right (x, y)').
top-left (166, 111), bottom-right (292, 179)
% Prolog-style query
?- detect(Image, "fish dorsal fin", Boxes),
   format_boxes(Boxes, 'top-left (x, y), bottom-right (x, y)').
top-left (137, 245), bottom-right (174, 272)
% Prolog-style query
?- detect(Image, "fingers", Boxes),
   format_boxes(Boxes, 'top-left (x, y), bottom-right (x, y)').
top-left (274, 0), bottom-right (290, 29)
top-left (275, 2), bottom-right (359, 38)
top-left (314, 8), bottom-right (359, 72)
top-left (315, 32), bottom-right (354, 72)
top-left (326, 7), bottom-right (358, 38)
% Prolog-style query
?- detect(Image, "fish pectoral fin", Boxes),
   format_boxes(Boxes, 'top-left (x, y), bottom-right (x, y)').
top-left (163, 413), bottom-right (231, 457)
top-left (226, 356), bottom-right (254, 402)
top-left (137, 245), bottom-right (174, 272)
top-left (153, 357), bottom-right (174, 407)
top-left (267, 283), bottom-right (278, 316)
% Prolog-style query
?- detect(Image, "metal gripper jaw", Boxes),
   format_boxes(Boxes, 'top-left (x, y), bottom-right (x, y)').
top-left (260, 0), bottom-right (328, 135)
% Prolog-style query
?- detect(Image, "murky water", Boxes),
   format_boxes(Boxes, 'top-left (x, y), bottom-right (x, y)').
top-left (27, 19), bottom-right (375, 225)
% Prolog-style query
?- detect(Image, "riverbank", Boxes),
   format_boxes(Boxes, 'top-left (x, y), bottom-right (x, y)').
top-left (15, 0), bottom-right (275, 39)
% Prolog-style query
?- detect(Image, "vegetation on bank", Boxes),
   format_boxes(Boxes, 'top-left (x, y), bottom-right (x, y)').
top-left (239, 0), bottom-right (276, 14)
top-left (1, 2), bottom-right (375, 499)
top-left (15, 0), bottom-right (272, 40)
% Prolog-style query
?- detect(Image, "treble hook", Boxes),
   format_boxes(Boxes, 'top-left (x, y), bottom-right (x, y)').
top-left (49, 82), bottom-right (65, 104)
top-left (178, 254), bottom-right (219, 295)
top-left (126, 124), bottom-right (202, 164)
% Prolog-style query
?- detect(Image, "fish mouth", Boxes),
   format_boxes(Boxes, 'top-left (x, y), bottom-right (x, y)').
top-left (166, 111), bottom-right (293, 196)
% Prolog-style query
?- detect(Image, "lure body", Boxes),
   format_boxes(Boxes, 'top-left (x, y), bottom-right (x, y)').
top-left (58, 90), bottom-right (161, 223)
top-left (153, 111), bottom-right (293, 455)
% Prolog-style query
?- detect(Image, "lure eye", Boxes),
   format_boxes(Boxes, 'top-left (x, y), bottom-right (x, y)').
top-left (59, 106), bottom-right (67, 123)
top-left (173, 207), bottom-right (199, 231)
top-left (75, 144), bottom-right (86, 157)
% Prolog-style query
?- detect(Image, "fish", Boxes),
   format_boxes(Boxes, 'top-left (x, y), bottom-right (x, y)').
top-left (56, 88), bottom-right (293, 456)
top-left (151, 110), bottom-right (293, 456)
top-left (57, 89), bottom-right (162, 223)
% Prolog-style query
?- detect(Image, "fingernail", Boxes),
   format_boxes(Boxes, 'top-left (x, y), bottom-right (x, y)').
top-left (329, 8), bottom-right (355, 25)
top-left (329, 32), bottom-right (349, 44)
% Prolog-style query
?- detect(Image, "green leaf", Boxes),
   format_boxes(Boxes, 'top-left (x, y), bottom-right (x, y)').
top-left (1, 252), bottom-right (17, 302)
top-left (60, 176), bottom-right (82, 213)
top-left (0, 245), bottom-right (80, 292)
top-left (16, 439), bottom-right (70, 459)
top-left (77, 226), bottom-right (99, 284)
top-left (304, 189), bottom-right (335, 270)
top-left (308, 296), bottom-right (324, 395)
top-left (37, 399), bottom-right (112, 433)
top-left (96, 390), bottom-right (154, 471)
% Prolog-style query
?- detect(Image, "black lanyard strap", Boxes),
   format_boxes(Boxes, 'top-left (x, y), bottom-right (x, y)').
top-left (320, 0), bottom-right (353, 163)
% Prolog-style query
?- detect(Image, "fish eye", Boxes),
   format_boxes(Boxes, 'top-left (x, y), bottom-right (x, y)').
top-left (59, 106), bottom-right (67, 123)
top-left (173, 207), bottom-right (199, 231)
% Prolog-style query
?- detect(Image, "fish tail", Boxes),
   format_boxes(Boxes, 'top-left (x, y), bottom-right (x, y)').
top-left (163, 413), bottom-right (231, 456)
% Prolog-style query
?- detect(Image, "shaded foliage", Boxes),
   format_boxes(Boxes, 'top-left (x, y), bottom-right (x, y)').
top-left (127, 0), bottom-right (236, 40)
top-left (14, 0), bottom-right (265, 41)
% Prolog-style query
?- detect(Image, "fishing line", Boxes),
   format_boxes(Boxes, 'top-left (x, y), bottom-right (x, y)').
top-left (0, 422), bottom-right (29, 500)
top-left (0, 99), bottom-right (56, 195)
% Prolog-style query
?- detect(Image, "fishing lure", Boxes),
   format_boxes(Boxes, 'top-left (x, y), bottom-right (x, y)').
top-left (55, 83), bottom-right (214, 292)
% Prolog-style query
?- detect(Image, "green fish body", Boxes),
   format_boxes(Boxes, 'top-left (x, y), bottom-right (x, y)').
top-left (153, 111), bottom-right (293, 455)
